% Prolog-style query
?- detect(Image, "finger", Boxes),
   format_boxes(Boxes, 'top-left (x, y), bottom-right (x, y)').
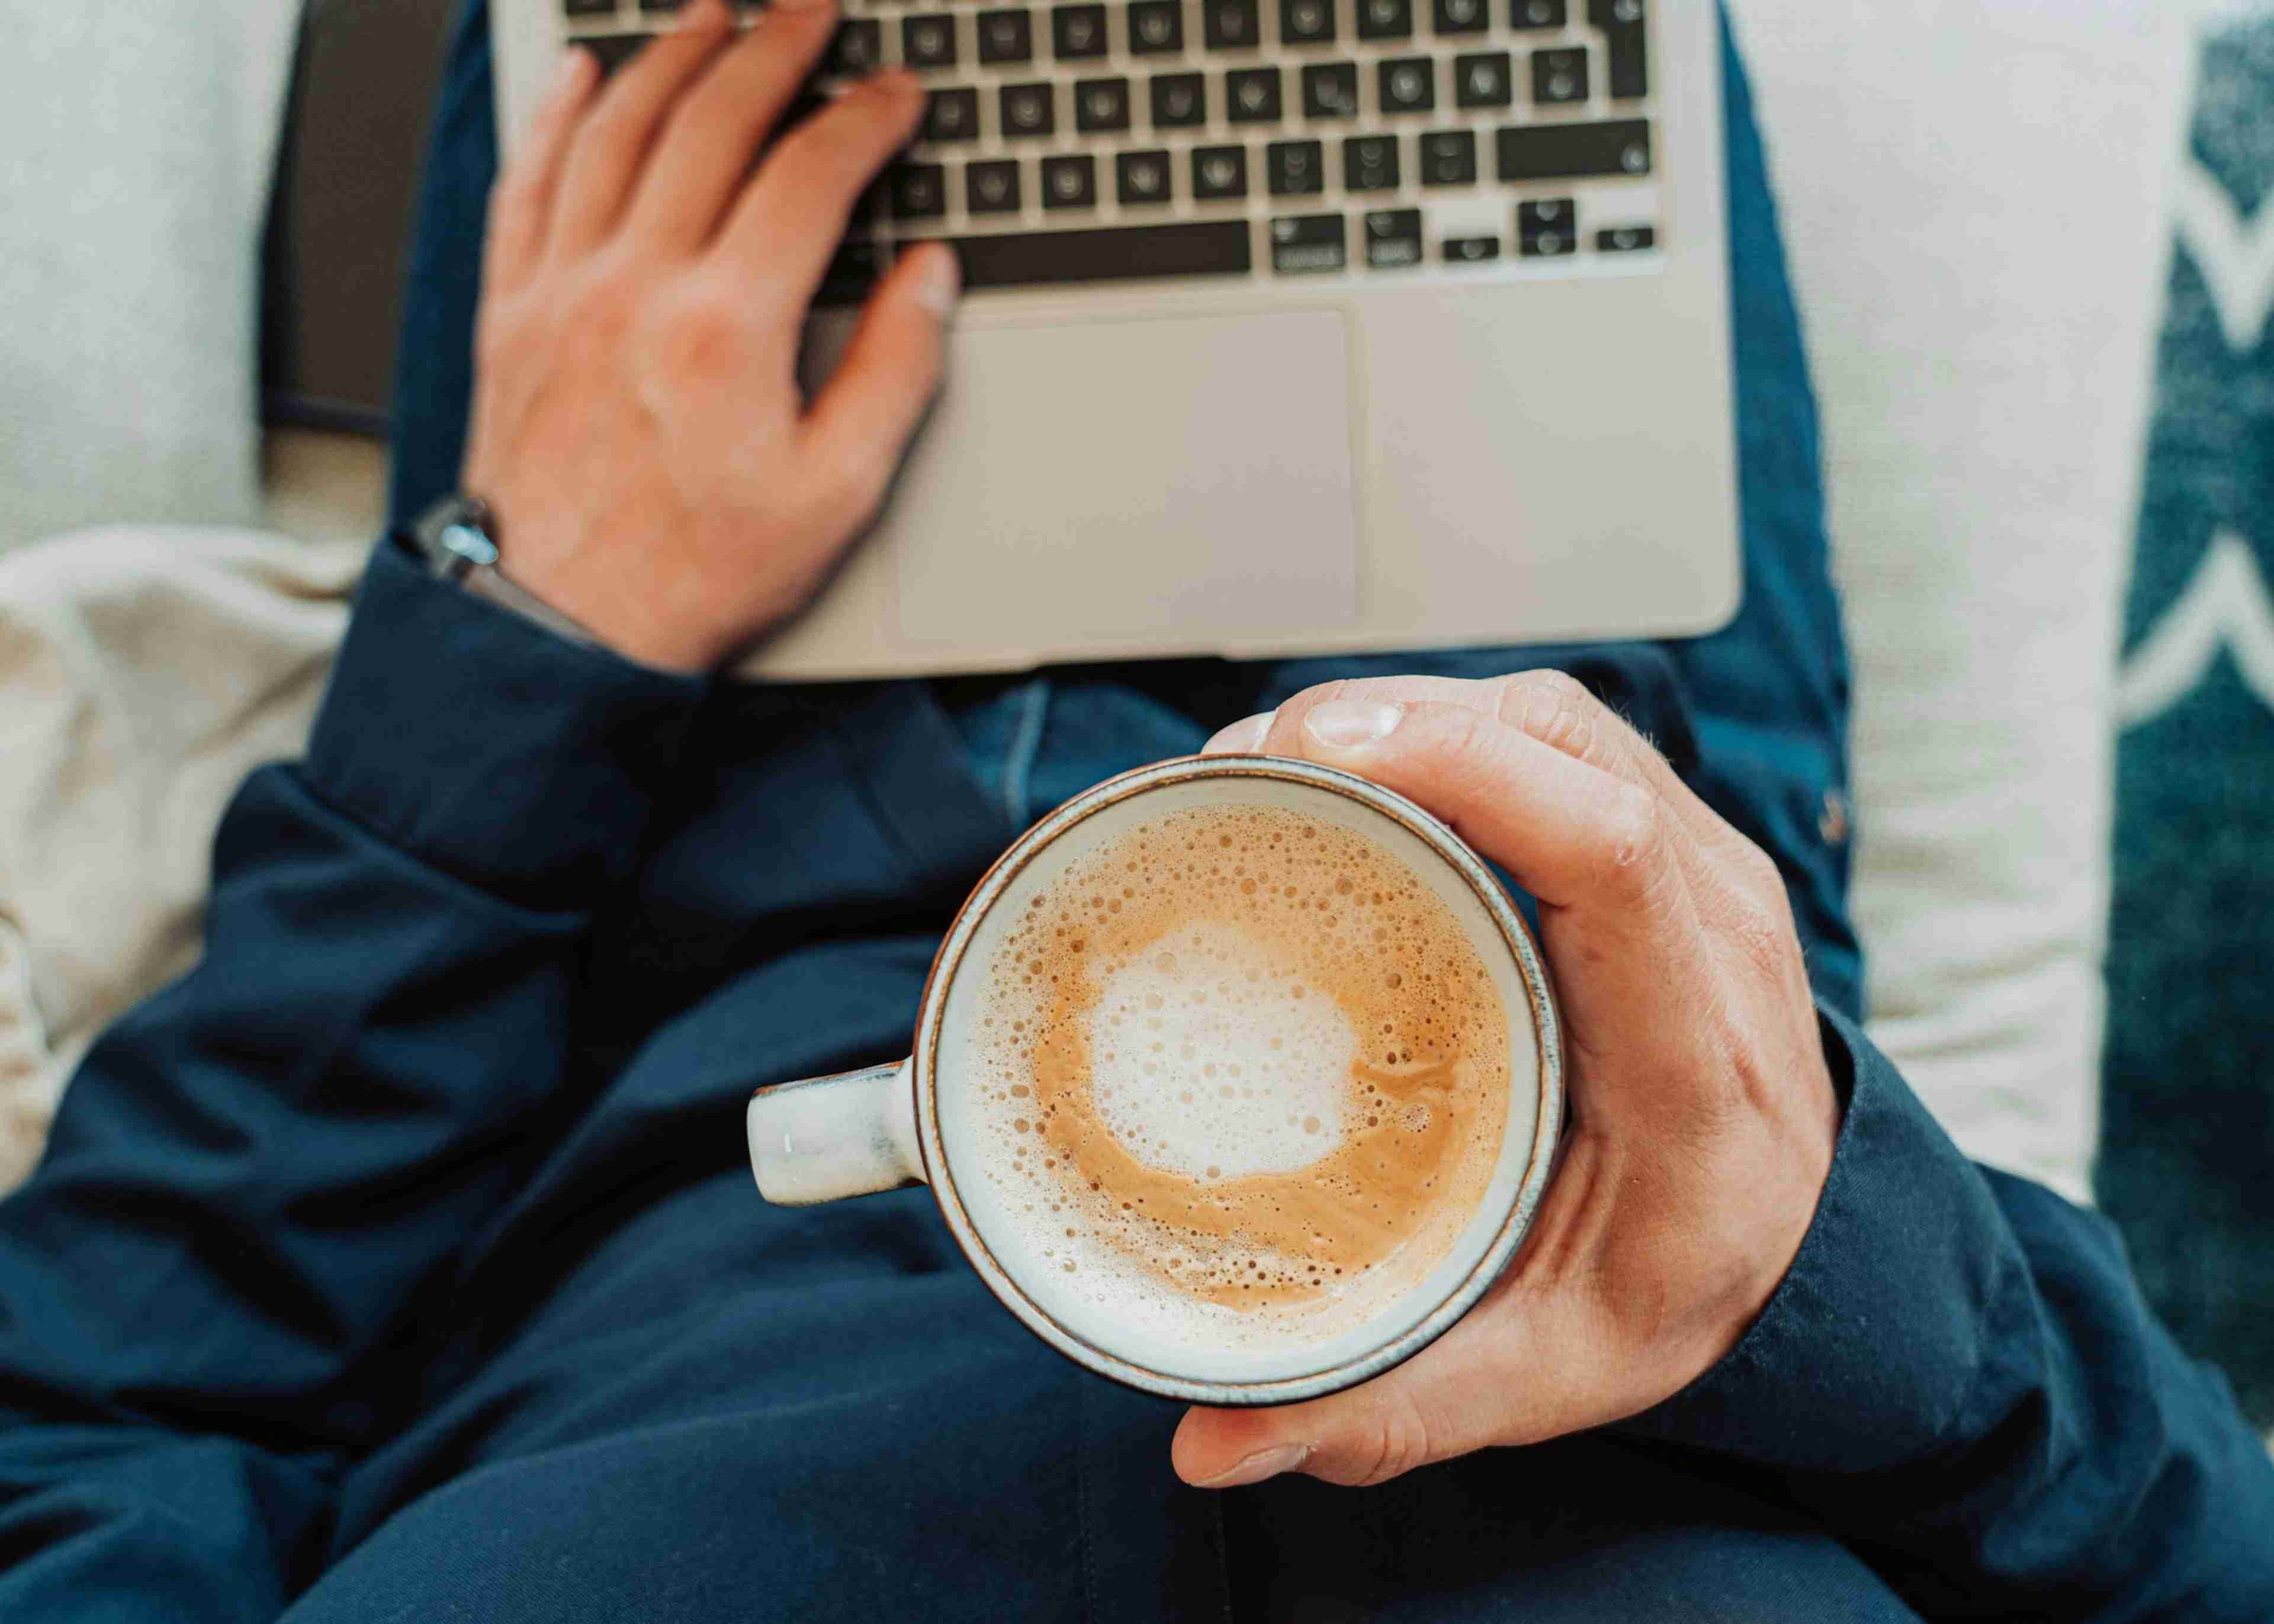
top-left (485, 46), bottom-right (600, 295)
top-left (715, 69), bottom-right (925, 303)
top-left (795, 241), bottom-right (960, 532)
top-left (1170, 1272), bottom-right (1621, 1488)
top-left (1200, 713), bottom-right (1273, 755)
top-left (547, 0), bottom-right (738, 257)
top-left (626, 0), bottom-right (841, 251)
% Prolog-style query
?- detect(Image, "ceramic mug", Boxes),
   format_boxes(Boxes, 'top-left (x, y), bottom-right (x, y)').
top-left (745, 754), bottom-right (1563, 1406)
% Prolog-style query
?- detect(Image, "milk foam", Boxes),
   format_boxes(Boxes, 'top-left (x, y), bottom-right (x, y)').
top-left (963, 803), bottom-right (1511, 1358)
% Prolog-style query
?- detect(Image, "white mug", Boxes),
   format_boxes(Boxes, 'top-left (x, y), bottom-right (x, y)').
top-left (746, 754), bottom-right (1563, 1407)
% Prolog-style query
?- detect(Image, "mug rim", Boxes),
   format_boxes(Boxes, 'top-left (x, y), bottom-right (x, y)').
top-left (911, 753), bottom-right (1565, 1407)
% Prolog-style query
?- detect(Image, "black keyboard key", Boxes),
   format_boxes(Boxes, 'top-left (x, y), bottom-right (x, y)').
top-left (814, 240), bottom-right (884, 308)
top-left (1363, 207), bottom-right (1424, 268)
top-left (1226, 66), bottom-right (1283, 122)
top-left (1203, 0), bottom-right (1261, 49)
top-left (901, 14), bottom-right (958, 68)
top-left (1052, 4), bottom-right (1109, 59)
top-left (828, 19), bottom-right (884, 76)
top-left (1518, 196), bottom-right (1575, 253)
top-left (940, 219), bottom-right (1252, 288)
top-left (1533, 47), bottom-right (1588, 104)
top-left (1453, 50), bottom-right (1511, 107)
top-left (634, 0), bottom-right (684, 11)
top-left (1509, 0), bottom-right (1564, 25)
top-left (1001, 81), bottom-right (1057, 137)
top-left (1520, 226), bottom-right (1575, 257)
top-left (1074, 77), bottom-right (1132, 131)
top-left (968, 159), bottom-right (1024, 213)
top-left (1355, 0), bottom-right (1412, 40)
top-left (1378, 57), bottom-right (1435, 114)
top-left (1117, 148), bottom-right (1175, 204)
top-left (1419, 128), bottom-right (1477, 185)
top-left (1443, 234), bottom-right (1500, 262)
top-left (1496, 118), bottom-right (1649, 179)
top-left (1302, 62), bottom-right (1359, 119)
top-left (1040, 153), bottom-right (1098, 208)
top-left (1267, 139), bottom-right (1325, 195)
top-left (1342, 134), bottom-right (1400, 191)
top-left (1588, 0), bottom-right (1649, 99)
top-left (850, 175), bottom-right (887, 228)
top-left (1270, 213), bottom-right (1345, 274)
top-left (1281, 0), bottom-right (1337, 44)
top-left (579, 34), bottom-right (653, 75)
top-left (977, 9), bottom-right (1035, 64)
top-left (889, 162), bottom-right (949, 219)
top-left (1597, 223), bottom-right (1655, 251)
top-left (924, 88), bottom-right (980, 143)
top-left (1151, 71), bottom-right (1208, 126)
top-left (1191, 143), bottom-right (1249, 198)
top-left (1128, 0), bottom-right (1184, 53)
top-left (1432, 0), bottom-right (1488, 33)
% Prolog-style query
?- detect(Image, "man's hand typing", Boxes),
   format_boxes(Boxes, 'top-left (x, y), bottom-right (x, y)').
top-left (462, 0), bottom-right (957, 672)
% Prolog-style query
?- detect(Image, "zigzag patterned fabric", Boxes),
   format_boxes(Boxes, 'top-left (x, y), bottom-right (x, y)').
top-left (2100, 9), bottom-right (2274, 1430)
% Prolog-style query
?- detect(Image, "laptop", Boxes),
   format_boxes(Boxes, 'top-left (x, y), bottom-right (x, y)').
top-left (491, 0), bottom-right (1736, 680)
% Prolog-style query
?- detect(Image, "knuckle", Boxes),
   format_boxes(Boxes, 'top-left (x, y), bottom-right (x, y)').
top-left (1342, 1396), bottom-right (1435, 1487)
top-left (1597, 784), bottom-right (1668, 896)
top-left (1500, 671), bottom-right (1601, 764)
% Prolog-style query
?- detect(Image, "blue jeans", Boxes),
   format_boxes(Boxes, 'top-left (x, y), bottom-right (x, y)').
top-left (390, 1), bottom-right (1862, 1026)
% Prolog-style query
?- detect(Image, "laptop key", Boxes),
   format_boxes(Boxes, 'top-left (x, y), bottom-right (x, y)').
top-left (977, 9), bottom-right (1034, 65)
top-left (1001, 81), bottom-right (1058, 137)
top-left (1151, 72), bottom-right (1209, 127)
top-left (1052, 5), bottom-right (1110, 60)
top-left (889, 162), bottom-right (949, 220)
top-left (1509, 0), bottom-right (1565, 25)
top-left (1342, 134), bottom-right (1400, 191)
top-left (1533, 48), bottom-right (1588, 104)
top-left (1281, 0), bottom-right (1338, 44)
top-left (1519, 197), bottom-right (1575, 255)
top-left (1378, 57), bottom-right (1435, 114)
top-left (935, 220), bottom-right (1253, 288)
top-left (1363, 208), bottom-right (1424, 268)
top-left (1496, 118), bottom-right (1649, 180)
top-left (1267, 139), bottom-right (1325, 196)
top-left (1041, 153), bottom-right (1099, 208)
top-left (828, 20), bottom-right (883, 76)
top-left (1191, 143), bottom-right (1250, 198)
top-left (1597, 224), bottom-right (1655, 251)
top-left (1117, 149), bottom-right (1174, 204)
top-left (1356, 0), bottom-right (1413, 41)
top-left (1587, 0), bottom-right (1649, 99)
top-left (1270, 213), bottom-right (1346, 274)
top-left (578, 34), bottom-right (653, 75)
top-left (1075, 77), bottom-right (1133, 133)
top-left (1128, 0), bottom-right (1184, 53)
top-left (1432, 0), bottom-right (1488, 34)
top-left (1226, 66), bottom-right (1283, 123)
top-left (1302, 63), bottom-right (1359, 120)
top-left (566, 0), bottom-right (617, 13)
top-left (1443, 234), bottom-right (1501, 261)
top-left (901, 14), bottom-right (958, 69)
top-left (967, 159), bottom-right (1024, 213)
top-left (1203, 0), bottom-right (1262, 50)
top-left (1454, 50), bottom-right (1511, 108)
top-left (924, 88), bottom-right (980, 143)
top-left (1419, 128), bottom-right (1477, 185)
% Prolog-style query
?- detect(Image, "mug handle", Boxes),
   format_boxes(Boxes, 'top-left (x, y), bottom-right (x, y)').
top-left (746, 1061), bottom-right (926, 1205)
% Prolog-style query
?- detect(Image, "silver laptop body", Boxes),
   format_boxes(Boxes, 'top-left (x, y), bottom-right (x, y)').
top-left (492, 0), bottom-right (1736, 680)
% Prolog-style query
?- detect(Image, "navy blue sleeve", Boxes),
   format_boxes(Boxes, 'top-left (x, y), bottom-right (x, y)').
top-left (0, 539), bottom-right (704, 1622)
top-left (1624, 1008), bottom-right (2274, 1620)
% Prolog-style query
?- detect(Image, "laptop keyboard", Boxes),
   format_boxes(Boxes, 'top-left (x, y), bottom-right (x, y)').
top-left (560, 0), bottom-right (1661, 300)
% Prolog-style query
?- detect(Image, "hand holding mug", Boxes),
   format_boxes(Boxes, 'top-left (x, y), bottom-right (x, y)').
top-left (1174, 671), bottom-right (1842, 1489)
top-left (462, 0), bottom-right (959, 673)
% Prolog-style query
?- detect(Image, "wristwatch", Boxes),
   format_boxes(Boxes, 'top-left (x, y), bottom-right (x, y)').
top-left (409, 494), bottom-right (605, 652)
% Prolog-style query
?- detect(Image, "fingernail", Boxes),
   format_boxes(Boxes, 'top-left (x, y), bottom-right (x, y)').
top-left (1303, 700), bottom-right (1403, 751)
top-left (1197, 1443), bottom-right (1312, 1489)
top-left (913, 245), bottom-right (961, 318)
top-left (1203, 713), bottom-right (1273, 756)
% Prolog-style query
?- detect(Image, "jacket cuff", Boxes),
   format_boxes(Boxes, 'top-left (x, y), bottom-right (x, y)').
top-left (303, 535), bottom-right (706, 910)
top-left (1618, 1005), bottom-right (2013, 1472)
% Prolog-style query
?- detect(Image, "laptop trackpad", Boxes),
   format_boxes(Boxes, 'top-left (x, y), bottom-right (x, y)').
top-left (889, 309), bottom-right (1358, 657)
